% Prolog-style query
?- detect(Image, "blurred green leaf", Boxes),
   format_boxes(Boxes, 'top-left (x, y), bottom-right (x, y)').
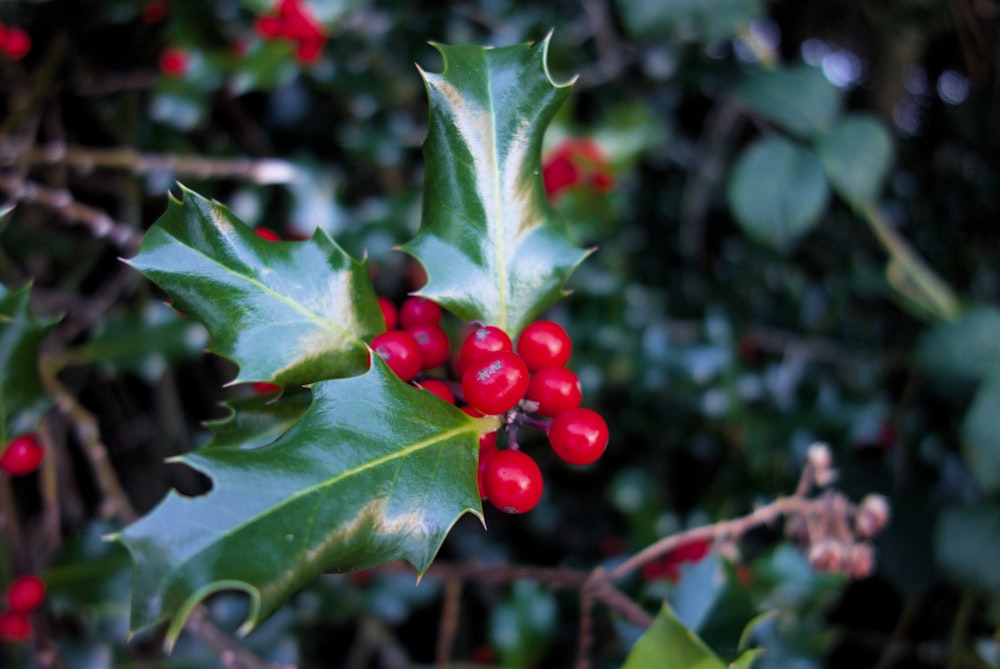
top-left (0, 283), bottom-right (57, 442)
top-left (615, 0), bottom-right (763, 42)
top-left (401, 36), bottom-right (590, 337)
top-left (935, 504), bottom-right (1000, 595)
top-left (621, 602), bottom-right (727, 669)
top-left (914, 305), bottom-right (1000, 383)
top-left (735, 65), bottom-right (841, 138)
top-left (727, 137), bottom-right (830, 251)
top-left (126, 186), bottom-right (384, 389)
top-left (961, 375), bottom-right (1000, 495)
top-left (489, 580), bottom-right (557, 669)
top-left (69, 301), bottom-right (207, 381)
top-left (817, 115), bottom-right (893, 210)
top-left (113, 358), bottom-right (492, 647)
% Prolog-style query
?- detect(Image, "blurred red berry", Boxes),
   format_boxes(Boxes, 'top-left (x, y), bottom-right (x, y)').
top-left (159, 48), bottom-right (189, 77)
top-left (141, 0), bottom-right (170, 23)
top-left (1, 434), bottom-right (43, 477)
top-left (542, 138), bottom-right (615, 200)
top-left (7, 575), bottom-right (46, 614)
top-left (3, 26), bottom-right (31, 61)
top-left (255, 226), bottom-right (281, 241)
top-left (641, 538), bottom-right (712, 583)
top-left (0, 611), bottom-right (31, 643)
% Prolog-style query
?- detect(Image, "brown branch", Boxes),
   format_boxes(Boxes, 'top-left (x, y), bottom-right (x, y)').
top-left (435, 578), bottom-right (463, 669)
top-left (14, 143), bottom-right (299, 185)
top-left (0, 174), bottom-right (142, 253)
top-left (183, 605), bottom-right (284, 669)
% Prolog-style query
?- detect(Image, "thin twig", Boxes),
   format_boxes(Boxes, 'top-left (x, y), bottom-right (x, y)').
top-left (0, 174), bottom-right (142, 253)
top-left (435, 578), bottom-right (463, 669)
top-left (183, 605), bottom-right (282, 669)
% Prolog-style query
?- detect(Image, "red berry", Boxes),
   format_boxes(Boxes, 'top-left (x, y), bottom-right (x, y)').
top-left (483, 449), bottom-right (543, 513)
top-left (461, 351), bottom-right (529, 416)
top-left (159, 47), bottom-right (189, 77)
top-left (252, 382), bottom-right (281, 395)
top-left (254, 226), bottom-right (281, 241)
top-left (294, 37), bottom-right (324, 64)
top-left (371, 330), bottom-right (422, 381)
top-left (407, 323), bottom-right (450, 370)
top-left (400, 297), bottom-right (442, 329)
top-left (3, 27), bottom-right (31, 61)
top-left (526, 366), bottom-right (582, 417)
top-left (477, 433), bottom-right (499, 499)
top-left (7, 575), bottom-right (45, 614)
top-left (415, 379), bottom-right (455, 404)
top-left (141, 0), bottom-right (170, 24)
top-left (1, 434), bottom-right (43, 477)
top-left (516, 320), bottom-right (572, 371)
top-left (378, 296), bottom-right (398, 331)
top-left (460, 325), bottom-right (513, 365)
top-left (0, 611), bottom-right (31, 643)
top-left (255, 15), bottom-right (285, 39)
top-left (461, 405), bottom-right (484, 418)
top-left (548, 407), bottom-right (608, 466)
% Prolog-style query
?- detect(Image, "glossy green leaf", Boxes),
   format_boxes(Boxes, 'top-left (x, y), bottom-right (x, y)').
top-left (735, 65), bottom-right (841, 138)
top-left (401, 36), bottom-right (591, 337)
top-left (615, 0), bottom-right (763, 42)
top-left (727, 137), bottom-right (830, 251)
top-left (935, 504), bottom-right (1000, 594)
top-left (205, 390), bottom-right (312, 451)
top-left (621, 602), bottom-right (727, 669)
top-left (817, 114), bottom-right (893, 210)
top-left (112, 357), bottom-right (495, 647)
top-left (914, 305), bottom-right (1000, 383)
top-left (961, 375), bottom-right (1000, 495)
top-left (126, 186), bottom-right (383, 388)
top-left (0, 283), bottom-right (57, 442)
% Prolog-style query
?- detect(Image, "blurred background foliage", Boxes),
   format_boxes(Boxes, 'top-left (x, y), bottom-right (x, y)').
top-left (1, 0), bottom-right (998, 667)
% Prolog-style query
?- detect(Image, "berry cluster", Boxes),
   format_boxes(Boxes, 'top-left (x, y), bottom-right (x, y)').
top-left (542, 138), bottom-right (615, 200)
top-left (0, 21), bottom-right (31, 61)
top-left (369, 303), bottom-right (609, 516)
top-left (254, 0), bottom-right (326, 65)
top-left (0, 575), bottom-right (46, 644)
top-left (0, 434), bottom-right (43, 477)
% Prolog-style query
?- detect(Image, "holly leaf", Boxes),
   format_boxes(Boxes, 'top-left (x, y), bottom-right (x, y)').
top-left (205, 390), bottom-right (313, 451)
top-left (621, 602), bottom-right (727, 669)
top-left (111, 357), bottom-right (496, 648)
top-left (0, 283), bottom-right (58, 442)
top-left (125, 186), bottom-right (383, 388)
top-left (401, 34), bottom-right (591, 337)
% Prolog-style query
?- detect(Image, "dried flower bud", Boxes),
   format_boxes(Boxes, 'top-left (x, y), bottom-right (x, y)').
top-left (806, 443), bottom-right (837, 487)
top-left (848, 543), bottom-right (875, 579)
top-left (807, 538), bottom-right (849, 573)
top-left (785, 513), bottom-right (810, 544)
top-left (854, 494), bottom-right (891, 539)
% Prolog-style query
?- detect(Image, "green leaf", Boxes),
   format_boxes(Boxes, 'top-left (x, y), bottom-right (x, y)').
top-left (126, 186), bottom-right (383, 388)
top-left (935, 504), bottom-right (1000, 595)
top-left (621, 602), bottom-right (727, 669)
top-left (67, 301), bottom-right (207, 381)
top-left (205, 391), bottom-right (312, 451)
top-left (727, 137), bottom-right (830, 251)
top-left (112, 357), bottom-right (495, 647)
top-left (614, 0), bottom-right (763, 43)
top-left (961, 375), bottom-right (1000, 495)
top-left (735, 65), bottom-right (841, 138)
top-left (817, 114), bottom-right (893, 210)
top-left (0, 283), bottom-right (57, 442)
top-left (914, 305), bottom-right (1000, 383)
top-left (401, 35), bottom-right (591, 337)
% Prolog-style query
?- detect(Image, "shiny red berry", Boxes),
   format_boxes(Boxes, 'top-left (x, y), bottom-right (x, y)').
top-left (460, 325), bottom-right (513, 365)
top-left (159, 47), bottom-right (189, 77)
top-left (378, 296), bottom-right (398, 331)
top-left (461, 351), bottom-right (529, 415)
top-left (407, 323), bottom-right (450, 370)
top-left (1, 434), bottom-right (43, 477)
top-left (371, 330), bottom-right (422, 381)
top-left (3, 27), bottom-right (31, 61)
top-left (548, 408), bottom-right (608, 466)
top-left (477, 432), bottom-right (499, 499)
top-left (0, 611), bottom-right (31, 643)
top-left (415, 379), bottom-right (455, 404)
top-left (399, 297), bottom-right (441, 329)
top-left (526, 366), bottom-right (582, 417)
top-left (7, 575), bottom-right (45, 614)
top-left (483, 449), bottom-right (543, 513)
top-left (516, 320), bottom-right (572, 371)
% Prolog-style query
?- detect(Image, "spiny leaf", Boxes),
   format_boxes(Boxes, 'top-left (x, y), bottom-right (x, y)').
top-left (0, 283), bottom-right (58, 442)
top-left (401, 34), bottom-right (591, 337)
top-left (125, 186), bottom-right (383, 389)
top-left (621, 602), bottom-right (727, 669)
top-left (111, 357), bottom-right (496, 648)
